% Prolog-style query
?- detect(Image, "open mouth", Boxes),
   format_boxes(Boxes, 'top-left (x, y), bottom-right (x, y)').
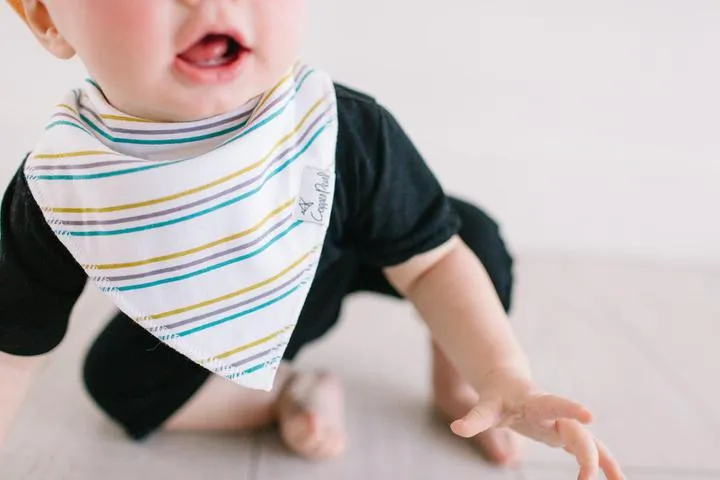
top-left (174, 31), bottom-right (250, 84)
top-left (178, 33), bottom-right (246, 68)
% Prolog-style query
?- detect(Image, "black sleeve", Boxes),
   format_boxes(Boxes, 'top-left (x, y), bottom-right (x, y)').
top-left (0, 162), bottom-right (87, 356)
top-left (351, 103), bottom-right (462, 267)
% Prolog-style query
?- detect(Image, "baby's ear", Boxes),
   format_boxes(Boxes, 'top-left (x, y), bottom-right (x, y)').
top-left (20, 0), bottom-right (76, 59)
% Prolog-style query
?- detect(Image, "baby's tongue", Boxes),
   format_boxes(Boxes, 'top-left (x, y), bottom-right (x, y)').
top-left (179, 35), bottom-right (231, 66)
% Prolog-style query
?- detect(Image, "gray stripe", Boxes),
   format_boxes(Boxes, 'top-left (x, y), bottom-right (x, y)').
top-left (254, 88), bottom-right (291, 124)
top-left (58, 107), bottom-right (331, 227)
top-left (165, 269), bottom-right (307, 330)
top-left (98, 214), bottom-right (293, 282)
top-left (31, 159), bottom-right (147, 171)
top-left (49, 112), bottom-right (91, 130)
top-left (229, 349), bottom-right (274, 369)
top-left (77, 100), bottom-right (256, 136)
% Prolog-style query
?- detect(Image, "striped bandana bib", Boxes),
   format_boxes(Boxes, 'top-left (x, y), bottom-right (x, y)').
top-left (24, 65), bottom-right (339, 391)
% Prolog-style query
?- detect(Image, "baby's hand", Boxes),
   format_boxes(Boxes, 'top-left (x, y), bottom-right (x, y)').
top-left (450, 369), bottom-right (624, 480)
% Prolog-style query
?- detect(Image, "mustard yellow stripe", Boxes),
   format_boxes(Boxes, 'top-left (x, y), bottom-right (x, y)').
top-left (33, 150), bottom-right (119, 160)
top-left (85, 200), bottom-right (295, 271)
top-left (201, 326), bottom-right (293, 364)
top-left (147, 249), bottom-right (315, 320)
top-left (61, 95), bottom-right (150, 123)
top-left (59, 101), bottom-right (150, 123)
top-left (99, 114), bottom-right (154, 123)
top-left (49, 97), bottom-right (326, 214)
top-left (57, 104), bottom-right (79, 116)
top-left (254, 68), bottom-right (296, 117)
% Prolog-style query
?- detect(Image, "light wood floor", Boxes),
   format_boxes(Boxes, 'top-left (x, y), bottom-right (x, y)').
top-left (2, 254), bottom-right (718, 480)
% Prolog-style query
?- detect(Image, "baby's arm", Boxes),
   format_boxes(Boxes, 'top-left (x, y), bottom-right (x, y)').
top-left (0, 353), bottom-right (47, 446)
top-left (346, 97), bottom-right (623, 478)
top-left (384, 235), bottom-right (530, 386)
top-left (384, 235), bottom-right (624, 480)
top-left (0, 163), bottom-right (87, 447)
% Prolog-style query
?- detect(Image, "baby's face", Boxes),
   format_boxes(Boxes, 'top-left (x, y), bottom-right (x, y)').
top-left (38, 0), bottom-right (306, 122)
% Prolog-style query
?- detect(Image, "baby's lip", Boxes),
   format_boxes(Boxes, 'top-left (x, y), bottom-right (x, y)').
top-left (176, 24), bottom-right (249, 57)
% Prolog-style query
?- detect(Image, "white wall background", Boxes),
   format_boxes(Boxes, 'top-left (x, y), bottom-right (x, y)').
top-left (1, 1), bottom-right (718, 263)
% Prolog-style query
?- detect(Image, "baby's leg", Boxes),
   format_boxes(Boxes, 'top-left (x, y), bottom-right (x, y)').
top-left (165, 366), bottom-right (346, 460)
top-left (83, 312), bottom-right (346, 460)
top-left (162, 364), bottom-right (291, 432)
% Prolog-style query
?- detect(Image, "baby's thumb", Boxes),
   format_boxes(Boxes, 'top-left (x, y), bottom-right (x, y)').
top-left (450, 400), bottom-right (501, 438)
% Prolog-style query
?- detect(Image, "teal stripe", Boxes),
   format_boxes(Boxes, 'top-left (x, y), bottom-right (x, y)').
top-left (35, 159), bottom-right (184, 181)
top-left (178, 285), bottom-right (302, 337)
top-left (61, 121), bottom-right (330, 236)
top-left (79, 112), bottom-right (250, 146)
top-left (86, 78), bottom-right (102, 92)
top-left (113, 220), bottom-right (302, 291)
top-left (229, 357), bottom-right (282, 379)
top-left (36, 69), bottom-right (318, 181)
top-left (241, 363), bottom-right (269, 376)
top-left (45, 121), bottom-right (91, 135)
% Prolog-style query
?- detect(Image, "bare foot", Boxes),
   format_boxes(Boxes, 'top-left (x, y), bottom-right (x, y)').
top-left (276, 371), bottom-right (347, 460)
top-left (433, 383), bottom-right (523, 467)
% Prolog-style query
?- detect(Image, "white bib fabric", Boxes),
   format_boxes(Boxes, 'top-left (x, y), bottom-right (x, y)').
top-left (24, 64), bottom-right (338, 391)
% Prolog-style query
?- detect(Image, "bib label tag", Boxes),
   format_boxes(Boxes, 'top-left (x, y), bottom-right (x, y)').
top-left (294, 167), bottom-right (335, 226)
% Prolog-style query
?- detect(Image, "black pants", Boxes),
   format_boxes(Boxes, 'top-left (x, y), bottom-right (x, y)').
top-left (82, 198), bottom-right (514, 440)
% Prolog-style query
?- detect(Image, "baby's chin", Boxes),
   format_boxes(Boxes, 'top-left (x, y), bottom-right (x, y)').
top-left (98, 65), bottom-right (289, 123)
top-left (105, 85), bottom-right (263, 123)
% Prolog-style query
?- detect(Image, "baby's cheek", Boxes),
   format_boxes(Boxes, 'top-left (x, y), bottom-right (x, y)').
top-left (75, 0), bottom-right (170, 96)
top-left (89, 0), bottom-right (169, 49)
top-left (274, 0), bottom-right (307, 34)
top-left (257, 0), bottom-right (306, 59)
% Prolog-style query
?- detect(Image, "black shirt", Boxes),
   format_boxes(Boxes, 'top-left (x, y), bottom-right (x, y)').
top-left (0, 84), bottom-right (461, 356)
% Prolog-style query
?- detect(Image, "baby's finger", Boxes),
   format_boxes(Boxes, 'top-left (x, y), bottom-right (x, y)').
top-left (525, 395), bottom-right (593, 425)
top-left (557, 419), bottom-right (599, 480)
top-left (596, 438), bottom-right (625, 480)
top-left (450, 400), bottom-right (502, 438)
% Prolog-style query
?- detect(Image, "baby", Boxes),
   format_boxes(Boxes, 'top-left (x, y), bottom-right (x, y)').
top-left (0, 1), bottom-right (624, 478)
